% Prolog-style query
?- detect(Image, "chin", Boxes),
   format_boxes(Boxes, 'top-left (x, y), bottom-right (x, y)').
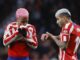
top-left (59, 25), bottom-right (61, 27)
top-left (58, 24), bottom-right (61, 27)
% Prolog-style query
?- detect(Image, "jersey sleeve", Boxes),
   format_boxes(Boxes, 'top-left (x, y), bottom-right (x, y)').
top-left (3, 24), bottom-right (19, 46)
top-left (26, 25), bottom-right (38, 49)
top-left (73, 24), bottom-right (80, 36)
top-left (61, 23), bottom-right (74, 42)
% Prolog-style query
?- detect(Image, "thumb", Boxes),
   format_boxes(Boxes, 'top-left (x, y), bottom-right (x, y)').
top-left (46, 32), bottom-right (53, 37)
top-left (41, 34), bottom-right (48, 41)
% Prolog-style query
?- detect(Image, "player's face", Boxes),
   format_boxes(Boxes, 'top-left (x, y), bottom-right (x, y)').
top-left (17, 17), bottom-right (28, 25)
top-left (56, 16), bottom-right (66, 27)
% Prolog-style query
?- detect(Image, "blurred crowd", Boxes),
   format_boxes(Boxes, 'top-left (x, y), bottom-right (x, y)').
top-left (0, 0), bottom-right (80, 60)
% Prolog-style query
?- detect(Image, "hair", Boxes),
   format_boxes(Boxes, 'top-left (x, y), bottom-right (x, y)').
top-left (60, 13), bottom-right (71, 19)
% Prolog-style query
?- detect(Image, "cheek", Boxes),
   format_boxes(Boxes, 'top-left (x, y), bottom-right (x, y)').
top-left (57, 20), bottom-right (61, 24)
top-left (60, 20), bottom-right (63, 23)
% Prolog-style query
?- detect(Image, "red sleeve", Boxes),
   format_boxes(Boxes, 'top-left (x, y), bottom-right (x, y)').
top-left (3, 24), bottom-right (18, 46)
top-left (61, 23), bottom-right (74, 42)
top-left (26, 25), bottom-right (38, 48)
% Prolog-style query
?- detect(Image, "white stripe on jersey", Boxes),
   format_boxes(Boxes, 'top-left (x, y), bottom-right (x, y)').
top-left (62, 51), bottom-right (65, 60)
top-left (69, 25), bottom-right (74, 33)
top-left (72, 56), bottom-right (77, 60)
top-left (3, 35), bottom-right (18, 46)
top-left (64, 23), bottom-right (70, 29)
top-left (63, 36), bottom-right (67, 42)
top-left (74, 37), bottom-right (80, 53)
top-left (64, 23), bottom-right (74, 34)
top-left (12, 28), bottom-right (16, 34)
top-left (59, 48), bottom-right (62, 60)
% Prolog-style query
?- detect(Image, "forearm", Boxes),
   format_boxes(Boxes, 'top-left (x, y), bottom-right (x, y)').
top-left (24, 37), bottom-right (38, 49)
top-left (3, 32), bottom-right (19, 46)
top-left (51, 36), bottom-right (66, 49)
top-left (23, 25), bottom-right (38, 49)
top-left (47, 32), bottom-right (66, 49)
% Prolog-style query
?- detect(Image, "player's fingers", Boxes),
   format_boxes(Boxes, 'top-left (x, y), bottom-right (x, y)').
top-left (46, 32), bottom-right (51, 35)
top-left (45, 34), bottom-right (48, 40)
top-left (41, 34), bottom-right (47, 41)
top-left (41, 34), bottom-right (45, 41)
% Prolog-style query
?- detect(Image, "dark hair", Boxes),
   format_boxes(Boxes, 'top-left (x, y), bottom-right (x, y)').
top-left (60, 13), bottom-right (71, 19)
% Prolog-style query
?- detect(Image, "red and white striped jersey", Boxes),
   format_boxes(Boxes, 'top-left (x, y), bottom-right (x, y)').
top-left (3, 22), bottom-right (38, 57)
top-left (59, 22), bottom-right (80, 60)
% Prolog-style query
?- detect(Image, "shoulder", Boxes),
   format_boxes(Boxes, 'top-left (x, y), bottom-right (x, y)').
top-left (27, 24), bottom-right (36, 32)
top-left (27, 24), bottom-right (36, 29)
top-left (63, 22), bottom-right (74, 33)
top-left (7, 22), bottom-right (16, 26)
top-left (6, 22), bottom-right (17, 29)
top-left (74, 23), bottom-right (80, 32)
top-left (64, 22), bottom-right (72, 29)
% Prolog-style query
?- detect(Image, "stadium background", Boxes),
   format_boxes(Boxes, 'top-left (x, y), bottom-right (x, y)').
top-left (0, 0), bottom-right (80, 60)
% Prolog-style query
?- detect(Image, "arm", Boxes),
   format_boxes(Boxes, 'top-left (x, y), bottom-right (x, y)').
top-left (3, 24), bottom-right (20, 46)
top-left (24, 26), bottom-right (38, 49)
top-left (45, 23), bottom-right (73, 49)
top-left (46, 32), bottom-right (67, 49)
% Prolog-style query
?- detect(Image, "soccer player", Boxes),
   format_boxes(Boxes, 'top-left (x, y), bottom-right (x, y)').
top-left (41, 8), bottom-right (80, 60)
top-left (3, 8), bottom-right (38, 60)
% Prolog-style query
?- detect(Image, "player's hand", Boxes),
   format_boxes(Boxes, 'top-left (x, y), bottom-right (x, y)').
top-left (41, 33), bottom-right (49, 41)
top-left (16, 34), bottom-right (24, 40)
top-left (18, 28), bottom-right (27, 37)
top-left (46, 32), bottom-right (53, 37)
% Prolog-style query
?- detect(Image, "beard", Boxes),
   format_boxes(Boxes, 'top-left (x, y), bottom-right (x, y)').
top-left (57, 23), bottom-right (62, 27)
top-left (57, 21), bottom-right (62, 27)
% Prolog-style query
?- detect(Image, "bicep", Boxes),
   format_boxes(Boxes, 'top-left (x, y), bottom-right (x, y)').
top-left (3, 27), bottom-right (11, 40)
top-left (60, 30), bottom-right (70, 49)
top-left (27, 26), bottom-right (37, 40)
